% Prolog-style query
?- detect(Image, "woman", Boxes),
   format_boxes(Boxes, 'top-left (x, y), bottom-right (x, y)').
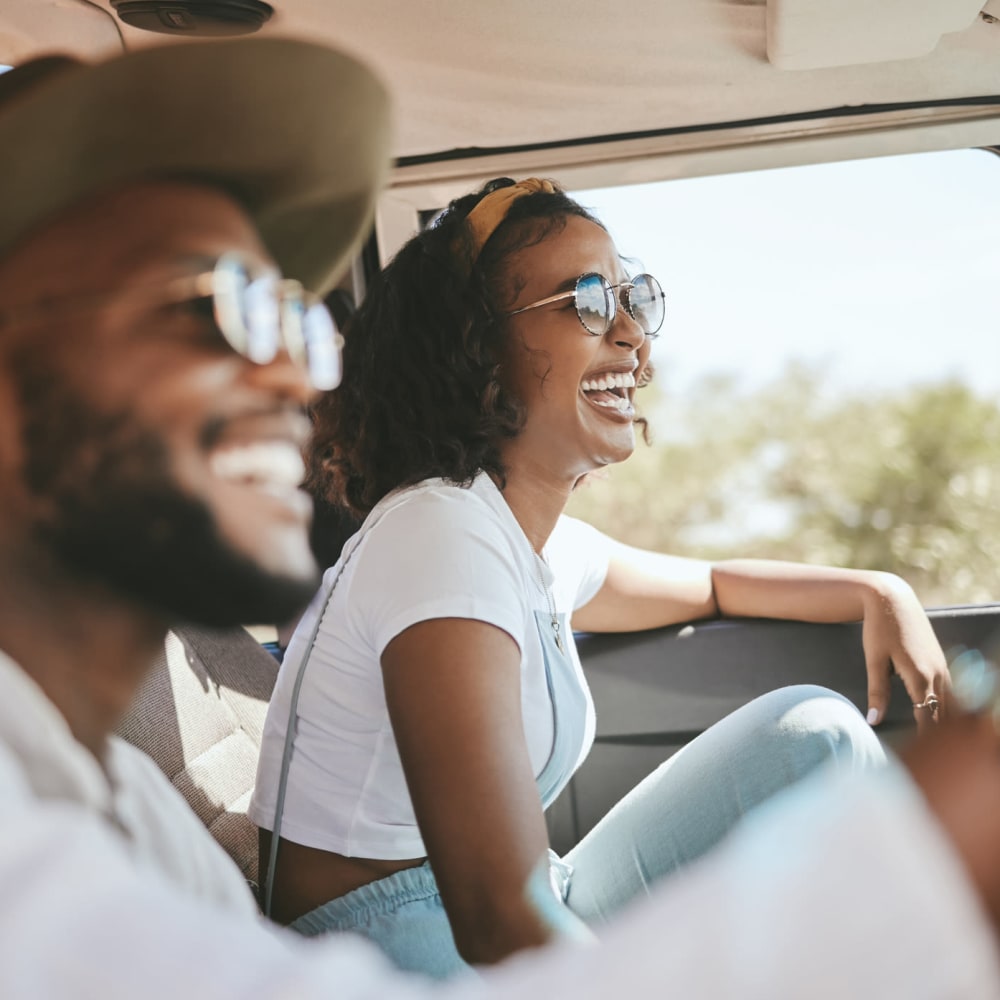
top-left (249, 178), bottom-right (949, 978)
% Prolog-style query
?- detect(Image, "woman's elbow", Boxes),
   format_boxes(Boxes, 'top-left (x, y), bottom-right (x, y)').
top-left (448, 890), bottom-right (553, 966)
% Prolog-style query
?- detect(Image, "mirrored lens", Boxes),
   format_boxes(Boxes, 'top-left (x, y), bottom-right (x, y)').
top-left (277, 283), bottom-right (341, 391)
top-left (302, 304), bottom-right (342, 391)
top-left (242, 273), bottom-right (281, 364)
top-left (278, 283), bottom-right (309, 367)
top-left (574, 273), bottom-right (615, 335)
top-left (211, 255), bottom-right (281, 363)
top-left (625, 273), bottom-right (665, 337)
top-left (211, 256), bottom-right (251, 356)
top-left (210, 254), bottom-right (340, 389)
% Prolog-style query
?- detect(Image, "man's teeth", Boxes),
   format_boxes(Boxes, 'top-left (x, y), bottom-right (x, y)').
top-left (580, 372), bottom-right (636, 393)
top-left (210, 442), bottom-right (306, 488)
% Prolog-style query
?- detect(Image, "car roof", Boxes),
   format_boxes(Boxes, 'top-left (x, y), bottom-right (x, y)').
top-left (4, 1), bottom-right (1000, 258)
top-left (4, 1), bottom-right (999, 163)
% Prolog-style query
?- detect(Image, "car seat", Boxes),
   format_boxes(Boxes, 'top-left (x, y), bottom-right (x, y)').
top-left (116, 625), bottom-right (278, 887)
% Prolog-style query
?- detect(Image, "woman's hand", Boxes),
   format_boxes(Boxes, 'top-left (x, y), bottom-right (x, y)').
top-left (860, 573), bottom-right (951, 732)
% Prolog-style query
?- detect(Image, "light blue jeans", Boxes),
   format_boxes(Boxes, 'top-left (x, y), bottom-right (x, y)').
top-left (292, 685), bottom-right (886, 978)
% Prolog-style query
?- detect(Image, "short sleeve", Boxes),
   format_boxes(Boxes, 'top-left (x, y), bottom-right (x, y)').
top-left (547, 515), bottom-right (612, 610)
top-left (348, 488), bottom-right (527, 656)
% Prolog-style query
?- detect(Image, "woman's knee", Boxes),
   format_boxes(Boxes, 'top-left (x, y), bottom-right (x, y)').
top-left (748, 684), bottom-right (886, 772)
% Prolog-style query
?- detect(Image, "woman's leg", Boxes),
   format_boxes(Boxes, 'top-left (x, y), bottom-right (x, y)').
top-left (563, 684), bottom-right (885, 925)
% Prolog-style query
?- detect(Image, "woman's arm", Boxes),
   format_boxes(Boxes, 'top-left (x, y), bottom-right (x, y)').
top-left (381, 617), bottom-right (576, 966)
top-left (573, 541), bottom-right (950, 727)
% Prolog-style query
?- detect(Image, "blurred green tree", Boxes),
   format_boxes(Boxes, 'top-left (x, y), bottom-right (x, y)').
top-left (566, 367), bottom-right (1000, 605)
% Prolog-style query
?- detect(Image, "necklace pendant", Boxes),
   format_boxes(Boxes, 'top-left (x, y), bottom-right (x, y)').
top-left (552, 618), bottom-right (564, 653)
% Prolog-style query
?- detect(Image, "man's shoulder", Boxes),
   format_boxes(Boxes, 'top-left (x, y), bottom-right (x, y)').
top-left (105, 736), bottom-right (258, 912)
top-left (107, 734), bottom-right (182, 796)
top-left (0, 740), bottom-right (36, 810)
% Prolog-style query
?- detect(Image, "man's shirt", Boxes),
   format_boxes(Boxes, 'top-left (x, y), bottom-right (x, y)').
top-left (0, 647), bottom-right (998, 999)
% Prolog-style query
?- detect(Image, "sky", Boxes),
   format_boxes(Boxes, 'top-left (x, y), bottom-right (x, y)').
top-left (575, 148), bottom-right (1000, 400)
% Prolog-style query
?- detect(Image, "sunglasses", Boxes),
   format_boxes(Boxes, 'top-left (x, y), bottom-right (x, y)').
top-left (509, 272), bottom-right (666, 338)
top-left (197, 254), bottom-right (343, 390)
top-left (0, 252), bottom-right (344, 391)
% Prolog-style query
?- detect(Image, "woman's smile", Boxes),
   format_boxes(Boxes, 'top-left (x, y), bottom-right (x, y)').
top-left (579, 362), bottom-right (638, 420)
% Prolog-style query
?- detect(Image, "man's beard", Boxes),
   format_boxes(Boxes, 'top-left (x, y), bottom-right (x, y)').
top-left (15, 365), bottom-right (319, 627)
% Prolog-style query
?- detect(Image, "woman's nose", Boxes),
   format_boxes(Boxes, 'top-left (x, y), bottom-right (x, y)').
top-left (609, 293), bottom-right (646, 351)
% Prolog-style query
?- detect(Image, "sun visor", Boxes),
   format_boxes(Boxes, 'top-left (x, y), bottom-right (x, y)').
top-left (767, 0), bottom-right (986, 70)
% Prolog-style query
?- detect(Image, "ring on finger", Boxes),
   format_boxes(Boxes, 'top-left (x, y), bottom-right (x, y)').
top-left (912, 695), bottom-right (940, 711)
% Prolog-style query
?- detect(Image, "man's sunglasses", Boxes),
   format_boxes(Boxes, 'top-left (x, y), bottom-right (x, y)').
top-left (509, 272), bottom-right (666, 338)
top-left (197, 254), bottom-right (343, 390)
top-left (0, 252), bottom-right (343, 391)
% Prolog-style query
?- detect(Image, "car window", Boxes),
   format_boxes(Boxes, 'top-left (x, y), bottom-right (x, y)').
top-left (566, 148), bottom-right (1000, 606)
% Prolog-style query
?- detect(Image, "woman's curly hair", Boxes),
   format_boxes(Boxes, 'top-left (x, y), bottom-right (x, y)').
top-left (309, 178), bottom-right (638, 517)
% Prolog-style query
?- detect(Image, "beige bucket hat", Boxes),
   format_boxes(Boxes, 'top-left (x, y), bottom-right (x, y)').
top-left (0, 37), bottom-right (392, 294)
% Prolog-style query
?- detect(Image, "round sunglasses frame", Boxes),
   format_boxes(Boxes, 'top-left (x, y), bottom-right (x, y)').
top-left (509, 271), bottom-right (665, 338)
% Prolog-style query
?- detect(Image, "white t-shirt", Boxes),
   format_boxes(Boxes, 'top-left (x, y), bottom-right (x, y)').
top-left (250, 473), bottom-right (611, 859)
top-left (0, 648), bottom-right (254, 915)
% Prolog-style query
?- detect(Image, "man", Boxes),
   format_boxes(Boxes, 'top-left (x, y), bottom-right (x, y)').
top-left (0, 38), bottom-right (999, 999)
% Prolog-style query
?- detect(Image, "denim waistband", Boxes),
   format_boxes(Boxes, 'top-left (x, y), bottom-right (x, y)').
top-left (291, 861), bottom-right (442, 935)
top-left (290, 850), bottom-right (572, 938)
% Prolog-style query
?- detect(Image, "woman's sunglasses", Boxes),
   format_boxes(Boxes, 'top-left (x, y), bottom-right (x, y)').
top-left (0, 252), bottom-right (344, 391)
top-left (509, 272), bottom-right (666, 338)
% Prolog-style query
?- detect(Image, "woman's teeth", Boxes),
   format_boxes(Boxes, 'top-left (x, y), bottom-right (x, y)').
top-left (580, 372), bottom-right (636, 393)
top-left (581, 371), bottom-right (636, 414)
top-left (587, 394), bottom-right (634, 414)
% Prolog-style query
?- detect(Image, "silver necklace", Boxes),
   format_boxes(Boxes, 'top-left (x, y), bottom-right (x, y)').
top-left (535, 553), bottom-right (564, 653)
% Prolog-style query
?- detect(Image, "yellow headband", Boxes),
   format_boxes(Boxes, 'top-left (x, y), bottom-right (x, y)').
top-left (461, 178), bottom-right (557, 263)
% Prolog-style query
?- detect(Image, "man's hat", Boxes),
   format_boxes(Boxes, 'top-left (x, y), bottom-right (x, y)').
top-left (0, 38), bottom-right (392, 294)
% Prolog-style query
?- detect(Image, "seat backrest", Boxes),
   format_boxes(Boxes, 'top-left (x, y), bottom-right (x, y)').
top-left (116, 625), bottom-right (279, 887)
